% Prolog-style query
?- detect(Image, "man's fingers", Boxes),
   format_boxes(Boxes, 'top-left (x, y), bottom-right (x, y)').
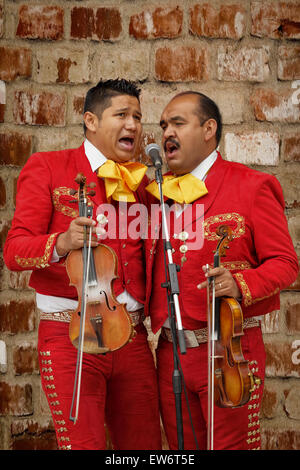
top-left (74, 217), bottom-right (96, 227)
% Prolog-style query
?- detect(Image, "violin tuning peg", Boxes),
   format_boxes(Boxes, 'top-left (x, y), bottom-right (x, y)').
top-left (88, 182), bottom-right (96, 189)
top-left (69, 189), bottom-right (77, 196)
top-left (87, 190), bottom-right (96, 197)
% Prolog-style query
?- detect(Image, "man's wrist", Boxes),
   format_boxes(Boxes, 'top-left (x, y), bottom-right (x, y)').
top-left (55, 233), bottom-right (69, 257)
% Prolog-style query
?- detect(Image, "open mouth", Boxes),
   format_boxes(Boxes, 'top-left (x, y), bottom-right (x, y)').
top-left (118, 136), bottom-right (135, 151)
top-left (164, 139), bottom-right (180, 157)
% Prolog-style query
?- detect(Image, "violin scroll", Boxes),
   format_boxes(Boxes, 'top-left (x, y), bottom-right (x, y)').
top-left (214, 224), bottom-right (234, 258)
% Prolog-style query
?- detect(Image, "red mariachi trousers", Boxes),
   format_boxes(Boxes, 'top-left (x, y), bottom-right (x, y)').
top-left (157, 325), bottom-right (265, 450)
top-left (38, 320), bottom-right (162, 450)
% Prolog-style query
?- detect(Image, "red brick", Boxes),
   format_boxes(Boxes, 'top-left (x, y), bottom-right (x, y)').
top-left (13, 91), bottom-right (65, 126)
top-left (250, 88), bottom-right (300, 122)
top-left (70, 6), bottom-right (121, 40)
top-left (0, 299), bottom-right (36, 334)
top-left (70, 7), bottom-right (94, 39)
top-left (0, 176), bottom-right (6, 207)
top-left (136, 131), bottom-right (156, 165)
top-left (251, 2), bottom-right (300, 39)
top-left (0, 2), bottom-right (3, 38)
top-left (13, 343), bottom-right (39, 375)
top-left (0, 382), bottom-right (32, 416)
top-left (155, 46), bottom-right (209, 82)
top-left (73, 95), bottom-right (84, 115)
top-left (94, 7), bottom-right (122, 40)
top-left (0, 219), bottom-right (10, 250)
top-left (0, 258), bottom-right (4, 289)
top-left (11, 419), bottom-right (57, 450)
top-left (0, 132), bottom-right (32, 166)
top-left (265, 340), bottom-right (300, 377)
top-left (129, 6), bottom-right (183, 39)
top-left (261, 429), bottom-right (300, 450)
top-left (286, 302), bottom-right (300, 334)
top-left (0, 47), bottom-right (31, 81)
top-left (189, 4), bottom-right (246, 39)
top-left (282, 133), bottom-right (300, 161)
top-left (278, 45), bottom-right (300, 80)
top-left (16, 5), bottom-right (64, 40)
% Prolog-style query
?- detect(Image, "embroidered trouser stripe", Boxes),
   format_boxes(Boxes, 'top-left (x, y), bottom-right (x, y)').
top-left (38, 320), bottom-right (161, 450)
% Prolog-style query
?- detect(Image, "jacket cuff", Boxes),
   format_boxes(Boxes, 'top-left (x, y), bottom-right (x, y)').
top-left (14, 232), bottom-right (60, 270)
top-left (233, 272), bottom-right (253, 307)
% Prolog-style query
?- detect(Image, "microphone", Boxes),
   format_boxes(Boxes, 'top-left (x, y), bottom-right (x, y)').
top-left (145, 143), bottom-right (163, 169)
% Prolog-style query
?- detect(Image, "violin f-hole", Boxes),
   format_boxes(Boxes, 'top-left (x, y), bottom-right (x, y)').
top-left (99, 290), bottom-right (117, 311)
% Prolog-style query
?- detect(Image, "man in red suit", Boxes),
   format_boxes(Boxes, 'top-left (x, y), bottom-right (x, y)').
top-left (145, 91), bottom-right (298, 450)
top-left (4, 79), bottom-right (161, 450)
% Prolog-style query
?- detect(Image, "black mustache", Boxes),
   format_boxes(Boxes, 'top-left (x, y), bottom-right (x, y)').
top-left (164, 138), bottom-right (180, 152)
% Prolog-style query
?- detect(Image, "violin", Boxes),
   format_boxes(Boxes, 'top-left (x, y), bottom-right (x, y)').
top-left (66, 173), bottom-right (135, 422)
top-left (66, 173), bottom-right (135, 355)
top-left (207, 224), bottom-right (260, 449)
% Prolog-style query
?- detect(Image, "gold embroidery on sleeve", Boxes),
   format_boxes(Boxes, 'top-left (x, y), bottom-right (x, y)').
top-left (15, 233), bottom-right (58, 269)
top-left (234, 272), bottom-right (252, 306)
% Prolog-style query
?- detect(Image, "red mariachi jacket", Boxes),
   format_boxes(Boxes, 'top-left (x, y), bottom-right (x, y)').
top-left (145, 154), bottom-right (299, 333)
top-left (4, 143), bottom-right (147, 305)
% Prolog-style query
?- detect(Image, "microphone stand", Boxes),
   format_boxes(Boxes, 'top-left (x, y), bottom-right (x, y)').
top-left (153, 161), bottom-right (186, 450)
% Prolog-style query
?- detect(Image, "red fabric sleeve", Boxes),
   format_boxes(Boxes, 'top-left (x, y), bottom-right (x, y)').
top-left (4, 153), bottom-right (62, 271)
top-left (233, 174), bottom-right (299, 307)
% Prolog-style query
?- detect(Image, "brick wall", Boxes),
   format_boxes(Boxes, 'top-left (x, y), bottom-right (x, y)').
top-left (0, 0), bottom-right (299, 451)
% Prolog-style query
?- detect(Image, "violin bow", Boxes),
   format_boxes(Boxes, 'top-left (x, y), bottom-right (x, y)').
top-left (206, 225), bottom-right (231, 450)
top-left (206, 263), bottom-right (216, 450)
top-left (69, 175), bottom-right (94, 424)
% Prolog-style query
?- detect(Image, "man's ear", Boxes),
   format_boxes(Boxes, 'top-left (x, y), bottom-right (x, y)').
top-left (203, 118), bottom-right (217, 142)
top-left (83, 111), bottom-right (99, 133)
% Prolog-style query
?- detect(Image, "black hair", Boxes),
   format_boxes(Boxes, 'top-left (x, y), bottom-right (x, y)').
top-left (83, 79), bottom-right (141, 134)
top-left (173, 91), bottom-right (222, 145)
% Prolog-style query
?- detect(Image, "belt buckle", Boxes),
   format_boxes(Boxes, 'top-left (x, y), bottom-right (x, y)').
top-left (183, 330), bottom-right (199, 348)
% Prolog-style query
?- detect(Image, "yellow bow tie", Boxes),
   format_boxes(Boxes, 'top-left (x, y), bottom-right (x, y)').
top-left (146, 173), bottom-right (208, 204)
top-left (97, 160), bottom-right (147, 202)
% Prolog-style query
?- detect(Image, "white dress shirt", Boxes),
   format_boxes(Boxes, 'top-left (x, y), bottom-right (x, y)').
top-left (36, 139), bottom-right (143, 313)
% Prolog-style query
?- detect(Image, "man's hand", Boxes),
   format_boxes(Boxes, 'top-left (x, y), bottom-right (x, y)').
top-left (56, 217), bottom-right (98, 257)
top-left (197, 265), bottom-right (241, 299)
